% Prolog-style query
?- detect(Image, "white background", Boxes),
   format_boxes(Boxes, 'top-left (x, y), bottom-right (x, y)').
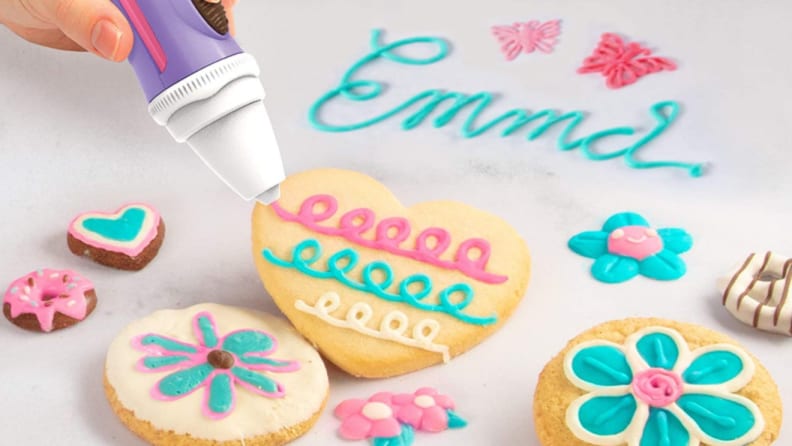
top-left (1, 0), bottom-right (790, 444)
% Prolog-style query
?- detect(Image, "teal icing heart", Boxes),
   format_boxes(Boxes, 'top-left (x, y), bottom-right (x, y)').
top-left (83, 208), bottom-right (147, 242)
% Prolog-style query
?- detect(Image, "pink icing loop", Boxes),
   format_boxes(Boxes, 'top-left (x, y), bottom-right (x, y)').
top-left (271, 194), bottom-right (509, 284)
top-left (2, 269), bottom-right (94, 332)
top-left (297, 194), bottom-right (338, 223)
top-left (415, 228), bottom-right (452, 258)
top-left (455, 238), bottom-right (493, 272)
top-left (375, 217), bottom-right (411, 247)
top-left (339, 208), bottom-right (376, 235)
top-left (632, 368), bottom-right (683, 407)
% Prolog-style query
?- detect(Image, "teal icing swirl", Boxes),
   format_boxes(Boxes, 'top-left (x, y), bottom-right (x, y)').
top-left (309, 29), bottom-right (704, 176)
top-left (262, 238), bottom-right (497, 326)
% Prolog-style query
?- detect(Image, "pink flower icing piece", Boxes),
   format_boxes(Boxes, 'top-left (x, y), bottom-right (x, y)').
top-left (271, 194), bottom-right (508, 284)
top-left (392, 387), bottom-right (455, 432)
top-left (632, 368), bottom-right (684, 407)
top-left (577, 33), bottom-right (677, 89)
top-left (334, 392), bottom-right (401, 440)
top-left (607, 225), bottom-right (663, 260)
top-left (3, 269), bottom-right (94, 332)
top-left (491, 20), bottom-right (561, 60)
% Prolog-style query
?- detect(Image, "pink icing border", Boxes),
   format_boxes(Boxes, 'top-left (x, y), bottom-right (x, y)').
top-left (2, 269), bottom-right (94, 332)
top-left (68, 202), bottom-right (160, 258)
top-left (271, 194), bottom-right (508, 284)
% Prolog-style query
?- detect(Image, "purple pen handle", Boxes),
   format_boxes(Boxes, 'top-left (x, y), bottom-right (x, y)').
top-left (111, 0), bottom-right (242, 101)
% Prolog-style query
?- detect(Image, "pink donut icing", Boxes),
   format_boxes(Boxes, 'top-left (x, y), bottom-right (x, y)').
top-left (3, 269), bottom-right (95, 332)
top-left (631, 368), bottom-right (683, 407)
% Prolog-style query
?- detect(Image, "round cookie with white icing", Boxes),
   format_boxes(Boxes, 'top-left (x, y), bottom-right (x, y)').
top-left (105, 303), bottom-right (329, 446)
top-left (533, 318), bottom-right (782, 446)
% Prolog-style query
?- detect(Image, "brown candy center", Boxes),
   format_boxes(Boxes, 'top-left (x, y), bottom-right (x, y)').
top-left (207, 350), bottom-right (235, 369)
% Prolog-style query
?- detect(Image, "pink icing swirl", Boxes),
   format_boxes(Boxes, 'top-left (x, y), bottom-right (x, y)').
top-left (2, 269), bottom-right (94, 332)
top-left (632, 368), bottom-right (683, 407)
top-left (271, 194), bottom-right (508, 284)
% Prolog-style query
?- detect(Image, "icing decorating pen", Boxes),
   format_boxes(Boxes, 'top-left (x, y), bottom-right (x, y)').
top-left (110, 0), bottom-right (284, 204)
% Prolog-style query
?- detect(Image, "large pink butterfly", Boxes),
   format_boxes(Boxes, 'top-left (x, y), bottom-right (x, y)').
top-left (491, 20), bottom-right (561, 61)
top-left (578, 33), bottom-right (677, 89)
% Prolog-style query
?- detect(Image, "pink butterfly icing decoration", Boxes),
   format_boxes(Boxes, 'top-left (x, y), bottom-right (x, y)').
top-left (491, 20), bottom-right (561, 60)
top-left (577, 33), bottom-right (677, 89)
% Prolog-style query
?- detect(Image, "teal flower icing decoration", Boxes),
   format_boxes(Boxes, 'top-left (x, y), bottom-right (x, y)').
top-left (563, 326), bottom-right (765, 446)
top-left (132, 311), bottom-right (300, 420)
top-left (568, 212), bottom-right (692, 283)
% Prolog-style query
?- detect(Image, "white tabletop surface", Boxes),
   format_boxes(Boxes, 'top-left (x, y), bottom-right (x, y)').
top-left (1, 1), bottom-right (790, 445)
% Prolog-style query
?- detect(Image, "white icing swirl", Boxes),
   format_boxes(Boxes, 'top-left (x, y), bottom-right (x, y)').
top-left (295, 292), bottom-right (450, 362)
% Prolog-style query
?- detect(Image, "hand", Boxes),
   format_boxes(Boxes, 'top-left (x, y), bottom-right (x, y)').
top-left (0, 0), bottom-right (238, 62)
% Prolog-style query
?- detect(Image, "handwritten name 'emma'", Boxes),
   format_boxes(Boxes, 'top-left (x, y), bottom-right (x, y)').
top-left (308, 30), bottom-right (704, 176)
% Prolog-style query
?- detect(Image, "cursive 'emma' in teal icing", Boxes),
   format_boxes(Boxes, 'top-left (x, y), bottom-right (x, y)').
top-left (309, 30), bottom-right (704, 177)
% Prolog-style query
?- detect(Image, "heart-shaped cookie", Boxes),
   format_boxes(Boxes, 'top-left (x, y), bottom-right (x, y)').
top-left (252, 169), bottom-right (531, 377)
top-left (68, 203), bottom-right (165, 271)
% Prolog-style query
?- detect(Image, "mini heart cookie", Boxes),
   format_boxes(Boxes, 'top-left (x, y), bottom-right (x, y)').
top-left (252, 169), bottom-right (531, 377)
top-left (68, 203), bottom-right (165, 271)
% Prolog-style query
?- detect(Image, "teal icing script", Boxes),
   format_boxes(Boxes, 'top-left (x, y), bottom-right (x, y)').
top-left (83, 208), bottom-right (146, 242)
top-left (309, 30), bottom-right (704, 176)
top-left (262, 238), bottom-right (497, 326)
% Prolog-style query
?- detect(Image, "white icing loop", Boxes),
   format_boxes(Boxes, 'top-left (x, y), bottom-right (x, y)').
top-left (380, 311), bottom-right (409, 337)
top-left (295, 292), bottom-right (451, 362)
top-left (347, 302), bottom-right (374, 327)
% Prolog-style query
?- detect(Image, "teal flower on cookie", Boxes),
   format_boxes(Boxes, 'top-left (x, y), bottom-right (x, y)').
top-left (568, 212), bottom-right (692, 283)
top-left (563, 326), bottom-right (765, 446)
top-left (132, 311), bottom-right (300, 420)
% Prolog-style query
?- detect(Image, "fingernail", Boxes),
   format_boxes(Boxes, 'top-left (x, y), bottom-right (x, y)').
top-left (91, 19), bottom-right (123, 61)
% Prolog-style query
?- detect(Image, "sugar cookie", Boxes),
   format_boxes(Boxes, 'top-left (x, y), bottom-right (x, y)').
top-left (534, 318), bottom-right (782, 446)
top-left (105, 303), bottom-right (328, 445)
top-left (251, 168), bottom-right (531, 377)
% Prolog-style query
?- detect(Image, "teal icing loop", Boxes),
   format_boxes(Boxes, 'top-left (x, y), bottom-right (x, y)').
top-left (309, 29), bottom-right (705, 176)
top-left (262, 238), bottom-right (496, 326)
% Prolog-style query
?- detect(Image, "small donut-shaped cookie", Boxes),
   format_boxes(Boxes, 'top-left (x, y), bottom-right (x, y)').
top-left (718, 251), bottom-right (792, 336)
top-left (3, 269), bottom-right (97, 332)
top-left (105, 303), bottom-right (329, 446)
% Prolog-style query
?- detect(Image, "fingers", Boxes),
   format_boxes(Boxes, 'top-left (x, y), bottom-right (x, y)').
top-left (12, 0), bottom-right (134, 61)
top-left (5, 22), bottom-right (84, 51)
top-left (222, 0), bottom-right (237, 35)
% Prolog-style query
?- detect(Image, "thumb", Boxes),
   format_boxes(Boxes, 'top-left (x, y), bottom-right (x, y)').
top-left (30, 0), bottom-right (134, 61)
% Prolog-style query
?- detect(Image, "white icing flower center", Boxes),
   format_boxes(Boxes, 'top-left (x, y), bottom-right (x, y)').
top-left (414, 395), bottom-right (436, 408)
top-left (362, 402), bottom-right (393, 420)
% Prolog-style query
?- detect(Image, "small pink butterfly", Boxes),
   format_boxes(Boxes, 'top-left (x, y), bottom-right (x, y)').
top-left (491, 20), bottom-right (561, 61)
top-left (578, 33), bottom-right (677, 89)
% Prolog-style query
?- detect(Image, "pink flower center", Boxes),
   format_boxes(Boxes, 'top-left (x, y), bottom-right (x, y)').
top-left (414, 395), bottom-right (436, 408)
top-left (607, 225), bottom-right (663, 260)
top-left (362, 402), bottom-right (393, 420)
top-left (632, 368), bottom-right (683, 407)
